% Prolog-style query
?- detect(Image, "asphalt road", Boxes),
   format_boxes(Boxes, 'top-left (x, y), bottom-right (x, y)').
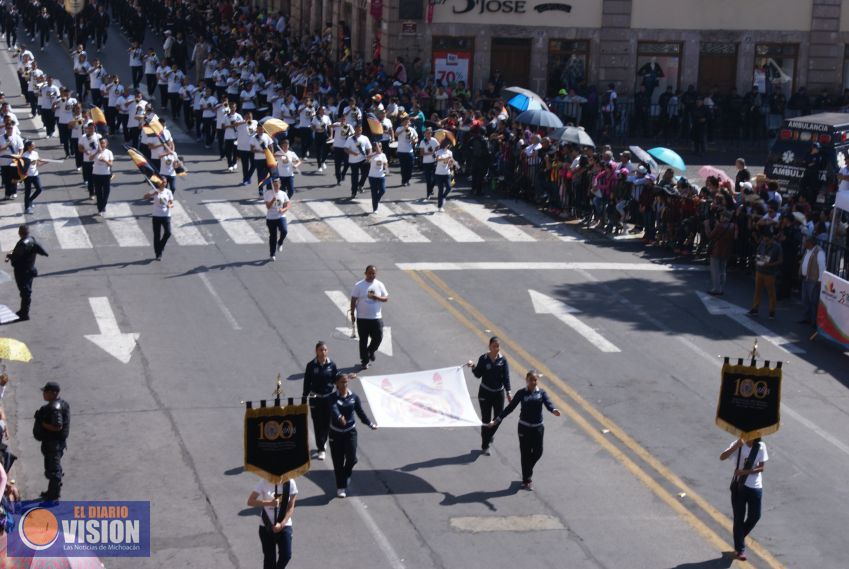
top-left (1, 29), bottom-right (848, 569)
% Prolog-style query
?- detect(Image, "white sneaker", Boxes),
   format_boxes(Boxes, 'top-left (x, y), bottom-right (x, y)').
top-left (437, 207), bottom-right (444, 212)
top-left (336, 489), bottom-right (346, 498)
top-left (270, 255), bottom-right (276, 261)
top-left (317, 451), bottom-right (326, 460)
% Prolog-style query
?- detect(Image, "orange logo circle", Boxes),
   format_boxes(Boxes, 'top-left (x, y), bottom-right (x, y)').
top-left (19, 508), bottom-right (60, 551)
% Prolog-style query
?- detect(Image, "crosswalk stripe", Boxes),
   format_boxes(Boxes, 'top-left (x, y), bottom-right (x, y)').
top-left (169, 201), bottom-right (209, 246)
top-left (205, 202), bottom-right (264, 244)
top-left (405, 201), bottom-right (485, 242)
top-left (254, 204), bottom-right (320, 243)
top-left (0, 203), bottom-right (23, 253)
top-left (47, 203), bottom-right (93, 249)
top-left (499, 199), bottom-right (579, 242)
top-left (451, 200), bottom-right (536, 242)
top-left (304, 201), bottom-right (375, 243)
top-left (104, 203), bottom-right (150, 247)
top-left (356, 201), bottom-right (430, 243)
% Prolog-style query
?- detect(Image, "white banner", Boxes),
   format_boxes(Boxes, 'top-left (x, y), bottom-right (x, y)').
top-left (359, 367), bottom-right (480, 428)
top-left (817, 271), bottom-right (849, 350)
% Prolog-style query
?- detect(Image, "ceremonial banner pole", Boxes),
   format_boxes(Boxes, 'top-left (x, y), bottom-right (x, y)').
top-left (715, 338), bottom-right (783, 440)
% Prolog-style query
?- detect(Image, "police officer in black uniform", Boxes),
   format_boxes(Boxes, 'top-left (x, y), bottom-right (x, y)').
top-left (4, 224), bottom-right (48, 321)
top-left (33, 381), bottom-right (70, 500)
top-left (467, 336), bottom-right (511, 455)
top-left (301, 341), bottom-right (338, 461)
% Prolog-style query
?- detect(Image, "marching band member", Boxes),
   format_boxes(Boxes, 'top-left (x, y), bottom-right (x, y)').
top-left (418, 128), bottom-right (439, 199)
top-left (91, 138), bottom-right (114, 215)
top-left (302, 341), bottom-right (338, 460)
top-left (56, 88), bottom-right (77, 158)
top-left (395, 114), bottom-right (418, 186)
top-left (311, 106), bottom-right (332, 172)
top-left (89, 59), bottom-right (107, 108)
top-left (296, 96), bottom-right (315, 159)
top-left (143, 178), bottom-right (174, 261)
top-left (37, 76), bottom-right (59, 138)
top-left (69, 104), bottom-right (85, 171)
top-left (223, 101), bottom-right (242, 172)
top-left (467, 336), bottom-right (512, 455)
top-left (200, 86), bottom-right (218, 149)
top-left (486, 370), bottom-right (561, 490)
top-left (366, 141), bottom-right (388, 214)
top-left (329, 373), bottom-right (377, 498)
top-left (21, 139), bottom-right (48, 214)
top-left (127, 91), bottom-right (148, 150)
top-left (434, 138), bottom-right (455, 212)
top-left (263, 177), bottom-right (290, 261)
top-left (158, 146), bottom-right (179, 193)
top-left (330, 114), bottom-right (352, 185)
top-left (345, 123), bottom-right (371, 199)
top-left (128, 41), bottom-right (144, 91)
top-left (215, 95), bottom-right (230, 160)
top-left (78, 121), bottom-right (102, 200)
top-left (143, 47), bottom-right (159, 98)
top-left (275, 139), bottom-right (301, 198)
top-left (147, 115), bottom-right (174, 173)
top-left (236, 111), bottom-right (257, 181)
top-left (250, 123), bottom-right (275, 193)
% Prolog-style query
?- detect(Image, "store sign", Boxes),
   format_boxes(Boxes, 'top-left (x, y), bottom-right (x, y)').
top-left (433, 51), bottom-right (472, 86)
top-left (430, 0), bottom-right (601, 27)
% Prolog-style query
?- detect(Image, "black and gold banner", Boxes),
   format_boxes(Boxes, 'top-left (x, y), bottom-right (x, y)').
top-left (244, 400), bottom-right (310, 484)
top-left (716, 360), bottom-right (782, 439)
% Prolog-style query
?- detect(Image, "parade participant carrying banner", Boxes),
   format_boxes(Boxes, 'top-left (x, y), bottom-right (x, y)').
top-left (244, 391), bottom-right (310, 484)
top-left (715, 348), bottom-right (782, 439)
top-left (126, 147), bottom-right (164, 187)
top-left (359, 367), bottom-right (480, 428)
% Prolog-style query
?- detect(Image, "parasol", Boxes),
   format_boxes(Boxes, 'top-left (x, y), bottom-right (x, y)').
top-left (433, 129), bottom-right (456, 146)
top-left (515, 109), bottom-right (563, 129)
top-left (647, 147), bottom-right (686, 172)
top-left (0, 338), bottom-right (32, 362)
top-left (629, 145), bottom-right (659, 171)
top-left (502, 87), bottom-right (549, 111)
top-left (259, 117), bottom-right (288, 138)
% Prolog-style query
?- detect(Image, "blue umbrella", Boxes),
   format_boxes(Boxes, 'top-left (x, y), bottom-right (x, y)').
top-left (507, 93), bottom-right (546, 112)
top-left (647, 147), bottom-right (686, 171)
top-left (515, 109), bottom-right (563, 129)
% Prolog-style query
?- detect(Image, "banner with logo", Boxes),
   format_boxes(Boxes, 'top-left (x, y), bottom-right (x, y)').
top-left (359, 367), bottom-right (480, 428)
top-left (244, 401), bottom-right (310, 484)
top-left (816, 271), bottom-right (849, 350)
top-left (6, 501), bottom-right (150, 558)
top-left (715, 361), bottom-right (782, 439)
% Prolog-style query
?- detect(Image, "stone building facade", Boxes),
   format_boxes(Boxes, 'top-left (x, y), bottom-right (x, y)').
top-left (280, 0), bottom-right (849, 103)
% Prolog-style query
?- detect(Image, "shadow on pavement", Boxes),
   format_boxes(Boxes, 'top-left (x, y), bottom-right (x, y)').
top-left (399, 450), bottom-right (480, 472)
top-left (294, 469), bottom-right (437, 506)
top-left (668, 553), bottom-right (734, 569)
top-left (439, 481), bottom-right (524, 510)
top-left (166, 260), bottom-right (269, 277)
top-left (39, 258), bottom-right (154, 277)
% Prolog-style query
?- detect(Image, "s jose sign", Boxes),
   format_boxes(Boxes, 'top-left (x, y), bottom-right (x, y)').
top-left (430, 0), bottom-right (598, 26)
top-left (452, 0), bottom-right (529, 13)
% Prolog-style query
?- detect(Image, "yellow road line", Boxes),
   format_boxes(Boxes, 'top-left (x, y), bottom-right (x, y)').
top-left (408, 270), bottom-right (783, 569)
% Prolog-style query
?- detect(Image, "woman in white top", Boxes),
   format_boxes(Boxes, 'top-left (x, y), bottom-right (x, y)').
top-left (263, 179), bottom-right (290, 261)
top-left (367, 142), bottom-right (388, 213)
top-left (721, 436), bottom-right (768, 561)
top-left (92, 138), bottom-right (114, 215)
top-left (418, 128), bottom-right (439, 199)
top-left (143, 178), bottom-right (174, 261)
top-left (247, 477), bottom-right (298, 568)
top-left (311, 106), bottom-right (332, 171)
top-left (434, 138), bottom-right (455, 212)
top-left (158, 149), bottom-right (179, 193)
top-left (275, 139), bottom-right (301, 198)
top-left (22, 140), bottom-right (48, 214)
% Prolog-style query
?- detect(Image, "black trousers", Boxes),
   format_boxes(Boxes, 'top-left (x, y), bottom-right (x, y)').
top-left (40, 109), bottom-right (56, 136)
top-left (41, 440), bottom-right (65, 499)
top-left (58, 124), bottom-right (71, 155)
top-left (14, 268), bottom-right (34, 317)
top-left (478, 388), bottom-right (505, 449)
top-left (152, 216), bottom-right (171, 258)
top-left (355, 318), bottom-right (383, 364)
top-left (309, 396), bottom-right (332, 452)
top-left (224, 139), bottom-right (237, 168)
top-left (333, 147), bottom-right (349, 183)
top-left (240, 151), bottom-right (256, 183)
top-left (422, 163), bottom-right (436, 196)
top-left (145, 74), bottom-right (156, 96)
top-left (1, 165), bottom-right (17, 197)
top-left (266, 218), bottom-right (288, 257)
top-left (131, 65), bottom-right (143, 90)
top-left (471, 161), bottom-right (487, 195)
top-left (329, 429), bottom-right (358, 489)
top-left (314, 133), bottom-right (329, 167)
top-left (202, 117), bottom-right (215, 146)
top-left (398, 152), bottom-right (414, 184)
top-left (258, 525), bottom-right (292, 569)
top-left (349, 161), bottom-right (367, 196)
top-left (158, 84), bottom-right (168, 109)
top-left (24, 175), bottom-right (43, 209)
top-left (82, 162), bottom-right (95, 196)
top-left (518, 424), bottom-right (544, 483)
top-left (93, 174), bottom-right (111, 212)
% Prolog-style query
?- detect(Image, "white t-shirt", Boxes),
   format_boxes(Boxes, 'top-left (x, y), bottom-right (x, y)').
top-left (263, 188), bottom-right (290, 220)
top-left (346, 135), bottom-right (371, 164)
top-left (251, 133), bottom-right (274, 159)
top-left (237, 120), bottom-right (257, 151)
top-left (276, 150), bottom-right (299, 177)
top-left (57, 97), bottom-right (78, 124)
top-left (351, 278), bottom-right (389, 320)
top-left (297, 105), bottom-right (314, 128)
top-left (312, 114), bottom-right (331, 133)
top-left (368, 152), bottom-right (388, 178)
top-left (150, 130), bottom-right (173, 159)
top-left (159, 153), bottom-right (178, 177)
top-left (79, 133), bottom-right (102, 162)
top-left (419, 138), bottom-right (439, 164)
top-left (733, 441), bottom-right (769, 489)
top-left (202, 95), bottom-right (218, 119)
top-left (129, 48), bottom-right (143, 67)
top-left (168, 70), bottom-right (185, 93)
top-left (151, 189), bottom-right (174, 217)
top-left (23, 150), bottom-right (39, 177)
top-left (143, 54), bottom-right (159, 75)
top-left (127, 100), bottom-right (147, 128)
top-left (253, 478), bottom-right (298, 528)
top-left (92, 148), bottom-right (113, 175)
top-left (332, 123), bottom-right (351, 147)
top-left (224, 112), bottom-right (242, 140)
top-left (395, 126), bottom-right (417, 153)
top-left (435, 148), bottom-right (453, 176)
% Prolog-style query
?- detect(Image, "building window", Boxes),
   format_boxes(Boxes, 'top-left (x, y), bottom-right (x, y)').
top-left (399, 0), bottom-right (423, 20)
top-left (636, 42), bottom-right (682, 109)
top-left (547, 40), bottom-right (589, 97)
top-left (754, 44), bottom-right (796, 98)
top-left (698, 42), bottom-right (738, 96)
top-left (432, 37), bottom-right (475, 89)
